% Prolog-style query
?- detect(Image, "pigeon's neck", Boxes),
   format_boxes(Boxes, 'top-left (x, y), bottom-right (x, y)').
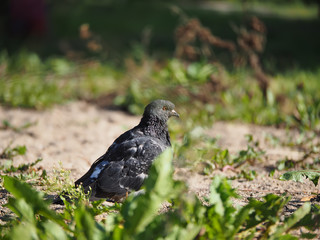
top-left (139, 115), bottom-right (171, 146)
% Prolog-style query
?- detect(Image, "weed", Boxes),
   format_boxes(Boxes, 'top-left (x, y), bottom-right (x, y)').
top-left (292, 93), bottom-right (320, 131)
top-left (233, 134), bottom-right (265, 167)
top-left (0, 144), bottom-right (26, 160)
top-left (229, 170), bottom-right (257, 181)
top-left (2, 150), bottom-right (319, 239)
top-left (2, 158), bottom-right (42, 174)
top-left (264, 132), bottom-right (281, 147)
top-left (178, 132), bottom-right (264, 174)
top-left (280, 170), bottom-right (320, 187)
top-left (274, 132), bottom-right (320, 170)
top-left (40, 163), bottom-right (76, 195)
top-left (0, 120), bottom-right (37, 133)
top-left (0, 51), bottom-right (119, 109)
top-left (1, 48), bottom-right (320, 132)
top-left (276, 157), bottom-right (296, 171)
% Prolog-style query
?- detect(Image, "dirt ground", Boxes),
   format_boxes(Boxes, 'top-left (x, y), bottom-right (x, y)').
top-left (0, 101), bottom-right (319, 221)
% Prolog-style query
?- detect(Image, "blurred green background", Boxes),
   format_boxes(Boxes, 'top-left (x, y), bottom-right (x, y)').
top-left (0, 0), bottom-right (319, 131)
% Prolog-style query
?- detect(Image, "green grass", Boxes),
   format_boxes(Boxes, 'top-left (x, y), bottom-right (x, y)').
top-left (3, 0), bottom-right (319, 128)
top-left (1, 50), bottom-right (319, 132)
top-left (1, 68), bottom-right (320, 238)
top-left (0, 51), bottom-right (121, 109)
top-left (1, 2), bottom-right (319, 118)
top-left (2, 150), bottom-right (320, 239)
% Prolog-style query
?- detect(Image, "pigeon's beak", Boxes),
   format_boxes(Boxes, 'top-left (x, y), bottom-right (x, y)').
top-left (170, 109), bottom-right (180, 118)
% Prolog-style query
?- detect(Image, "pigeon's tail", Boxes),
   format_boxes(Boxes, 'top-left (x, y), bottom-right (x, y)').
top-left (52, 191), bottom-right (71, 205)
top-left (51, 189), bottom-right (116, 205)
top-left (52, 196), bottom-right (64, 205)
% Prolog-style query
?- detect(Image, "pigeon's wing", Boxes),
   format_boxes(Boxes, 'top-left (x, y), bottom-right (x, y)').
top-left (74, 154), bottom-right (106, 188)
top-left (75, 126), bottom-right (144, 188)
top-left (89, 137), bottom-right (166, 200)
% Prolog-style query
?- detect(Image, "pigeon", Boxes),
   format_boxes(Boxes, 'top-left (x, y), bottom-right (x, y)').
top-left (54, 99), bottom-right (179, 203)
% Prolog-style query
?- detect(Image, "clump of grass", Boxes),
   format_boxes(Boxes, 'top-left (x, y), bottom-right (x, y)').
top-left (0, 50), bottom-right (120, 109)
top-left (0, 120), bottom-right (37, 133)
top-left (2, 151), bottom-right (320, 239)
top-left (1, 48), bottom-right (320, 133)
top-left (41, 162), bottom-right (75, 193)
top-left (173, 126), bottom-right (265, 174)
top-left (0, 144), bottom-right (46, 186)
top-left (275, 131), bottom-right (320, 171)
top-left (0, 144), bottom-right (26, 160)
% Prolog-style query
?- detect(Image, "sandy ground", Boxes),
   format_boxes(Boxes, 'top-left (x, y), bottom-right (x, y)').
top-left (0, 101), bottom-right (319, 223)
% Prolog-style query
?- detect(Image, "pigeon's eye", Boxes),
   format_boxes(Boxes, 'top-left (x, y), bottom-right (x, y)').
top-left (162, 106), bottom-right (167, 111)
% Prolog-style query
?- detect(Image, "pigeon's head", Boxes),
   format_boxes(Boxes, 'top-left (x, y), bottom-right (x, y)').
top-left (143, 99), bottom-right (179, 122)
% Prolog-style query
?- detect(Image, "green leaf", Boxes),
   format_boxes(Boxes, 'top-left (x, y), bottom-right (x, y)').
top-left (270, 203), bottom-right (311, 239)
top-left (292, 204), bottom-right (320, 231)
top-left (74, 205), bottom-right (105, 240)
top-left (41, 221), bottom-right (69, 240)
top-left (118, 149), bottom-right (203, 240)
top-left (13, 145), bottom-right (27, 155)
top-left (273, 235), bottom-right (299, 240)
top-left (202, 176), bottom-right (241, 239)
top-left (0, 144), bottom-right (27, 160)
top-left (245, 194), bottom-right (290, 229)
top-left (231, 205), bottom-right (251, 236)
top-left (280, 170), bottom-right (320, 187)
top-left (187, 62), bottom-right (216, 83)
top-left (6, 198), bottom-right (35, 224)
top-left (8, 222), bottom-right (39, 240)
top-left (300, 232), bottom-right (318, 239)
top-left (121, 149), bottom-right (180, 236)
top-left (2, 176), bottom-right (67, 228)
top-left (209, 176), bottom-right (238, 216)
top-left (165, 223), bottom-right (202, 240)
